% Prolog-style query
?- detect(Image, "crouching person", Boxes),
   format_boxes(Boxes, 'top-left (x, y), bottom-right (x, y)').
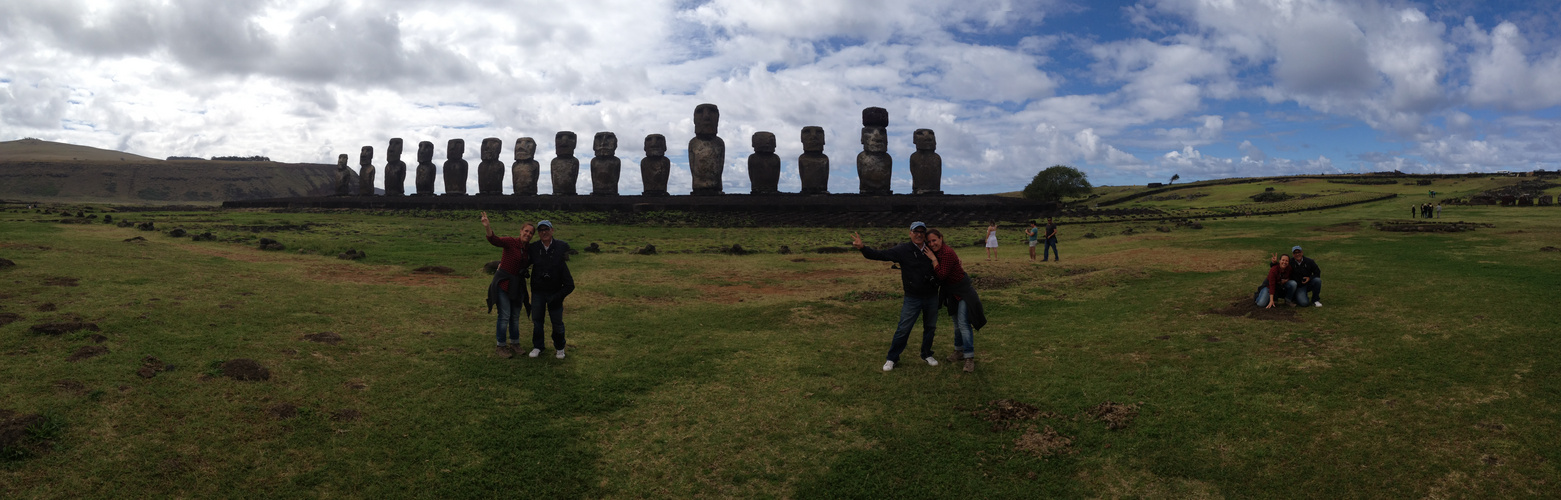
top-left (1256, 253), bottom-right (1297, 308)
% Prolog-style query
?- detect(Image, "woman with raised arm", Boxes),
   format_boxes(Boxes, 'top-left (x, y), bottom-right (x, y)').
top-left (482, 212), bottom-right (533, 358)
top-left (923, 228), bottom-right (986, 373)
top-left (1255, 253), bottom-right (1297, 309)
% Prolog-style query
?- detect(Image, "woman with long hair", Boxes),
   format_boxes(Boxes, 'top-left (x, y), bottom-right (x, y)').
top-left (984, 222), bottom-right (998, 261)
top-left (1256, 253), bottom-right (1297, 309)
top-left (923, 228), bottom-right (986, 372)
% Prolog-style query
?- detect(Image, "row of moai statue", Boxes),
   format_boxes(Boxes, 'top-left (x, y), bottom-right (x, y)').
top-left (334, 105), bottom-right (942, 196)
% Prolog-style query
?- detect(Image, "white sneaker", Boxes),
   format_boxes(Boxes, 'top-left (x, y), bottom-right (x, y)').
top-left (555, 349), bottom-right (566, 359)
top-left (1313, 302), bottom-right (1323, 308)
top-left (924, 356), bottom-right (939, 367)
top-left (882, 360), bottom-right (895, 371)
top-left (528, 348), bottom-right (541, 358)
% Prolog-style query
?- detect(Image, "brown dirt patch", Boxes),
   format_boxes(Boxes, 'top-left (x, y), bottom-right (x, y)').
top-left (306, 263), bottom-right (464, 287)
top-left (88, 334), bottom-right (107, 343)
top-left (53, 379), bottom-right (86, 393)
top-left (267, 403), bottom-right (297, 420)
top-left (1208, 297), bottom-right (1302, 322)
top-left (220, 359), bottom-right (271, 381)
top-left (176, 243), bottom-right (291, 263)
top-left (0, 313), bottom-right (19, 326)
top-left (330, 409), bottom-right (361, 422)
top-left (1088, 401), bottom-right (1141, 430)
top-left (971, 399), bottom-right (1063, 431)
top-left (66, 345), bottom-right (108, 362)
top-left (122, 236), bottom-right (146, 243)
top-left (42, 277), bottom-right (78, 286)
top-left (137, 356), bottom-right (168, 378)
top-left (1542, 246), bottom-right (1559, 252)
top-left (1074, 247), bottom-right (1256, 273)
top-left (303, 332), bottom-right (342, 344)
top-left (1311, 221), bottom-right (1361, 232)
top-left (30, 322), bottom-right (100, 335)
top-left (412, 265), bottom-right (456, 274)
top-left (836, 290), bottom-right (895, 302)
top-left (971, 274), bottom-right (1020, 289)
top-left (35, 303), bottom-right (56, 312)
top-left (0, 411), bottom-right (54, 457)
top-left (1013, 425), bottom-right (1074, 457)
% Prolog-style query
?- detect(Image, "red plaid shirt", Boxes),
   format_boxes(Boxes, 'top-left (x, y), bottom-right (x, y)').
top-left (932, 245), bottom-right (966, 285)
top-left (487, 234), bottom-right (530, 291)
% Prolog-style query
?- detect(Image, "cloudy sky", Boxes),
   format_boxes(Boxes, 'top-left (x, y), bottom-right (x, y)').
top-left (2, 0), bottom-right (1559, 194)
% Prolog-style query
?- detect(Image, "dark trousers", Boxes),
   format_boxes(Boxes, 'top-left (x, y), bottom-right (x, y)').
top-left (887, 294), bottom-right (938, 362)
top-left (531, 289), bottom-right (566, 351)
top-left (1042, 238), bottom-right (1058, 260)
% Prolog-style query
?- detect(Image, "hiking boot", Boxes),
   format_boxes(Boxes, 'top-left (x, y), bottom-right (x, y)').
top-left (508, 344), bottom-right (523, 354)
top-left (494, 345), bottom-right (513, 359)
top-left (947, 352), bottom-right (963, 364)
top-left (963, 358), bottom-right (975, 373)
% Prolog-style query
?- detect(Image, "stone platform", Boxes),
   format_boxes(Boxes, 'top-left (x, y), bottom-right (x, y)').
top-left (223, 193), bottom-right (1055, 213)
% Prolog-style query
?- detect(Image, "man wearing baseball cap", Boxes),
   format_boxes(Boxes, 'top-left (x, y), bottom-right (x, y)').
top-left (851, 221), bottom-right (942, 371)
top-left (1289, 245), bottom-right (1322, 307)
top-left (524, 220), bottom-right (575, 358)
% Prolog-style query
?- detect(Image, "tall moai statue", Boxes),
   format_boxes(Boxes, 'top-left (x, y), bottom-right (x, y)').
top-left (384, 138), bottom-right (406, 196)
top-left (511, 137), bottom-right (540, 196)
top-left (550, 131), bottom-right (579, 195)
top-left (414, 141), bottom-right (437, 195)
top-left (443, 139), bottom-right (468, 195)
top-left (357, 146), bottom-right (377, 196)
top-left (641, 134), bottom-right (670, 196)
top-left (689, 103), bottom-right (725, 195)
top-left (798, 126), bottom-right (829, 194)
top-left (856, 107), bottom-right (892, 195)
top-left (335, 154), bottom-right (353, 196)
top-left (909, 129), bottom-right (943, 195)
top-left (477, 137), bottom-right (505, 195)
top-left (748, 131), bottom-right (780, 194)
top-left (590, 132), bottom-right (621, 196)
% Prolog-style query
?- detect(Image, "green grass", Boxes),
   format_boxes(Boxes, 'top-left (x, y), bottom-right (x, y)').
top-left (2, 197), bottom-right (1560, 498)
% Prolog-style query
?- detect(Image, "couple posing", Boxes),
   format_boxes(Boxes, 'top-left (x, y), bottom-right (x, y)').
top-left (1256, 245), bottom-right (1323, 308)
top-left (481, 212), bottom-right (574, 359)
top-left (851, 222), bottom-right (987, 373)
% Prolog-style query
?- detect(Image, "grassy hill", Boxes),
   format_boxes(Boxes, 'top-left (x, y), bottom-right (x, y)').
top-left (0, 139), bottom-right (338, 204)
top-left (0, 138), bottom-right (161, 162)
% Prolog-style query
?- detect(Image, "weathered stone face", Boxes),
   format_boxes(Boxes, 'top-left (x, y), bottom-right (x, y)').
top-left (556, 132), bottom-right (577, 155)
top-left (384, 138), bottom-right (406, 196)
top-left (477, 137), bottom-right (505, 194)
top-left (447, 139), bottom-right (465, 160)
top-left (417, 141), bottom-right (434, 163)
top-left (358, 146), bottom-right (378, 196)
top-left (337, 154), bottom-right (349, 169)
top-left (694, 103), bottom-right (720, 136)
top-left (801, 126), bottom-right (826, 153)
top-left (415, 141), bottom-right (436, 195)
top-left (753, 132), bottom-right (776, 154)
top-left (515, 137), bottom-right (536, 161)
top-left (913, 129), bottom-right (936, 151)
top-left (593, 132), bottom-right (618, 156)
top-left (444, 139), bottom-right (469, 195)
top-left (480, 138), bottom-right (501, 162)
top-left (644, 134), bottom-right (667, 156)
top-left (861, 127), bottom-right (888, 154)
top-left (552, 132), bottom-right (579, 195)
top-left (360, 146), bottom-right (374, 166)
top-left (335, 154), bottom-right (352, 196)
top-left (388, 138), bottom-right (403, 159)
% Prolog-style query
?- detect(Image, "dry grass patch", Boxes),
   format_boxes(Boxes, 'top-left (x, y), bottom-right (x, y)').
top-left (1074, 247), bottom-right (1258, 273)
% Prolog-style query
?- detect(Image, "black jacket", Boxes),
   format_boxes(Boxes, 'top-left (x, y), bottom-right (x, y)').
top-left (525, 239), bottom-right (575, 295)
top-left (1290, 256), bottom-right (1321, 281)
top-left (940, 275), bottom-right (987, 331)
top-left (860, 242), bottom-right (939, 297)
top-left (486, 267), bottom-right (530, 315)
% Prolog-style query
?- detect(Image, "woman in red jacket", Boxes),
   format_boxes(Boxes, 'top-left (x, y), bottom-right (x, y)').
top-left (923, 229), bottom-right (985, 373)
top-left (1256, 253), bottom-right (1296, 309)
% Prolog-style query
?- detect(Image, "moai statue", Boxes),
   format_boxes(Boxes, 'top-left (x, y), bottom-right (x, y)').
top-left (477, 137), bottom-right (505, 195)
top-left (511, 137), bottom-right (540, 196)
top-left (414, 141), bottom-right (437, 195)
top-left (798, 126), bottom-right (829, 194)
top-left (689, 103), bottom-right (725, 195)
top-left (357, 146), bottom-right (377, 196)
top-left (335, 154), bottom-right (353, 196)
top-left (443, 139), bottom-right (468, 195)
top-left (383, 138), bottom-right (406, 196)
top-left (748, 131), bottom-right (780, 194)
top-left (641, 134), bottom-right (670, 196)
top-left (590, 132), bottom-right (621, 196)
top-left (551, 131), bottom-right (579, 195)
top-left (856, 107), bottom-right (892, 195)
top-left (909, 129), bottom-right (943, 195)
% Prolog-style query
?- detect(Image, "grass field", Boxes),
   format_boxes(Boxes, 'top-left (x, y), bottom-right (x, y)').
top-left (2, 191), bottom-right (1559, 498)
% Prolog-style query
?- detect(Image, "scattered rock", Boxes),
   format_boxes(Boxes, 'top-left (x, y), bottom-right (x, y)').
top-left (777, 245), bottom-right (792, 255)
top-left (302, 332), bottom-right (342, 344)
top-left (1155, 226), bottom-right (1171, 233)
top-left (330, 409), bottom-right (361, 422)
top-left (36, 303), bottom-right (56, 312)
top-left (123, 236), bottom-right (146, 243)
top-left (136, 222), bottom-right (156, 231)
top-left (482, 260), bottom-right (500, 275)
top-left (258, 238), bottom-right (285, 251)
top-left (1087, 401), bottom-right (1140, 430)
top-left (1083, 232), bottom-right (1098, 239)
top-left (584, 242), bottom-right (601, 253)
top-left (30, 322), bottom-right (100, 336)
top-left (67, 345), bottom-right (108, 362)
top-left (0, 258), bottom-right (13, 269)
top-left (1120, 227), bottom-right (1136, 236)
top-left (413, 265), bottom-right (455, 274)
top-left (812, 246), bottom-right (852, 254)
top-left (220, 359), bottom-right (271, 381)
top-left (1013, 425), bottom-right (1073, 457)
top-left (634, 244), bottom-right (657, 255)
top-left (267, 404), bottom-right (298, 420)
top-left (722, 244), bottom-right (748, 255)
top-left (103, 215), bottom-right (113, 224)
top-left (337, 249), bottom-right (366, 260)
top-left (167, 228), bottom-right (187, 238)
top-left (1542, 246), bottom-right (1559, 252)
top-left (190, 232), bottom-right (215, 241)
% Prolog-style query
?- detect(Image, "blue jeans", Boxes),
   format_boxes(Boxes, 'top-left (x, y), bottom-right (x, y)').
top-left (951, 299), bottom-right (973, 357)
top-left (1042, 238), bottom-right (1058, 260)
top-left (1255, 280), bottom-right (1298, 307)
top-left (495, 290), bottom-right (521, 345)
top-left (1293, 277), bottom-right (1321, 305)
top-left (531, 290), bottom-right (566, 350)
top-left (886, 294), bottom-right (938, 363)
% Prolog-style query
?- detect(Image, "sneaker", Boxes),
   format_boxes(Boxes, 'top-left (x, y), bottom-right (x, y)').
top-left (494, 345), bottom-right (513, 359)
top-left (963, 359), bottom-right (975, 373)
top-left (528, 348), bottom-right (541, 358)
top-left (924, 356), bottom-right (939, 367)
top-left (882, 360), bottom-right (895, 372)
top-left (1314, 301), bottom-right (1323, 308)
top-left (555, 349), bottom-right (566, 359)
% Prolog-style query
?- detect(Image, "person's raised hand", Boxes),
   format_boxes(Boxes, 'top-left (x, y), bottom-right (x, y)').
top-left (850, 232), bottom-right (864, 249)
top-left (480, 211), bottom-right (490, 227)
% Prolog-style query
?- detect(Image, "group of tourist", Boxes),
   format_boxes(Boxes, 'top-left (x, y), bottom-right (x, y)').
top-left (851, 221), bottom-right (987, 373)
top-left (1411, 203), bottom-right (1441, 218)
top-left (1255, 245), bottom-right (1323, 308)
top-left (983, 218), bottom-right (1061, 262)
top-left (480, 212), bottom-right (574, 359)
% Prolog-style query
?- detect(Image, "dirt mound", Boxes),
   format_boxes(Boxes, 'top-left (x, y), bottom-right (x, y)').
top-left (812, 246), bottom-right (852, 254)
top-left (1013, 425), bottom-right (1073, 457)
top-left (971, 399), bottom-right (1062, 431)
top-left (42, 277), bottom-right (78, 286)
top-left (482, 260), bottom-right (500, 274)
top-left (413, 265), bottom-right (455, 274)
top-left (1312, 221), bottom-right (1361, 232)
top-left (971, 274), bottom-right (1020, 290)
top-left (267, 404), bottom-right (297, 420)
top-left (30, 322), bottom-right (100, 335)
top-left (337, 249), bottom-right (366, 260)
top-left (1, 410), bottom-right (59, 460)
top-left (0, 257), bottom-right (14, 269)
top-left (1542, 246), bottom-right (1559, 252)
top-left (837, 290), bottom-right (895, 302)
top-left (137, 357), bottom-right (169, 378)
top-left (66, 345), bottom-right (108, 362)
top-left (220, 359), bottom-right (271, 381)
top-left (1374, 221), bottom-right (1491, 233)
top-left (330, 409), bottom-right (361, 422)
top-left (1087, 401), bottom-right (1140, 430)
top-left (123, 236), bottom-right (146, 243)
top-left (1207, 298), bottom-right (1302, 322)
top-left (167, 227), bottom-right (187, 237)
top-left (0, 313), bottom-right (19, 326)
top-left (53, 379), bottom-right (86, 393)
top-left (36, 303), bottom-right (56, 312)
top-left (258, 238), bottom-right (285, 251)
top-left (302, 332), bottom-right (342, 344)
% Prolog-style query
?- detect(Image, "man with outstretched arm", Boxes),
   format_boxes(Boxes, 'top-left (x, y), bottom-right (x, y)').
top-left (1289, 245), bottom-right (1323, 307)
top-left (852, 221), bottom-right (941, 371)
top-left (524, 220), bottom-right (574, 359)
top-left (482, 212), bottom-right (533, 358)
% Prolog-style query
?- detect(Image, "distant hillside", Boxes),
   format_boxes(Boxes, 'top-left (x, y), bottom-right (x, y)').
top-left (0, 137), bottom-right (161, 162)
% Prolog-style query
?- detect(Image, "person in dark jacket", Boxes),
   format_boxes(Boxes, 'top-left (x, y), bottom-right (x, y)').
top-left (852, 221), bottom-right (940, 372)
top-left (524, 220), bottom-right (574, 359)
top-left (922, 228), bottom-right (985, 373)
top-left (481, 212), bottom-right (533, 358)
top-left (1289, 245), bottom-right (1322, 307)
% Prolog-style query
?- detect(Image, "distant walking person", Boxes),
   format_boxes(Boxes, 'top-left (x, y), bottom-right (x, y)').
top-left (1289, 245), bottom-right (1323, 307)
top-left (852, 222), bottom-right (940, 371)
top-left (1435, 203), bottom-right (1442, 218)
top-left (1410, 204), bottom-right (1416, 218)
top-left (525, 220), bottom-right (574, 359)
top-left (481, 212), bottom-right (533, 358)
top-left (985, 223), bottom-right (999, 261)
top-left (1042, 217), bottom-right (1059, 262)
top-left (923, 228), bottom-right (985, 373)
top-left (1025, 221), bottom-right (1040, 262)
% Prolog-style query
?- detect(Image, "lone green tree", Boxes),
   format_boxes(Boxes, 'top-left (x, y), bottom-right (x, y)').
top-left (1023, 165), bottom-right (1093, 202)
top-left (1169, 173), bottom-right (1180, 184)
